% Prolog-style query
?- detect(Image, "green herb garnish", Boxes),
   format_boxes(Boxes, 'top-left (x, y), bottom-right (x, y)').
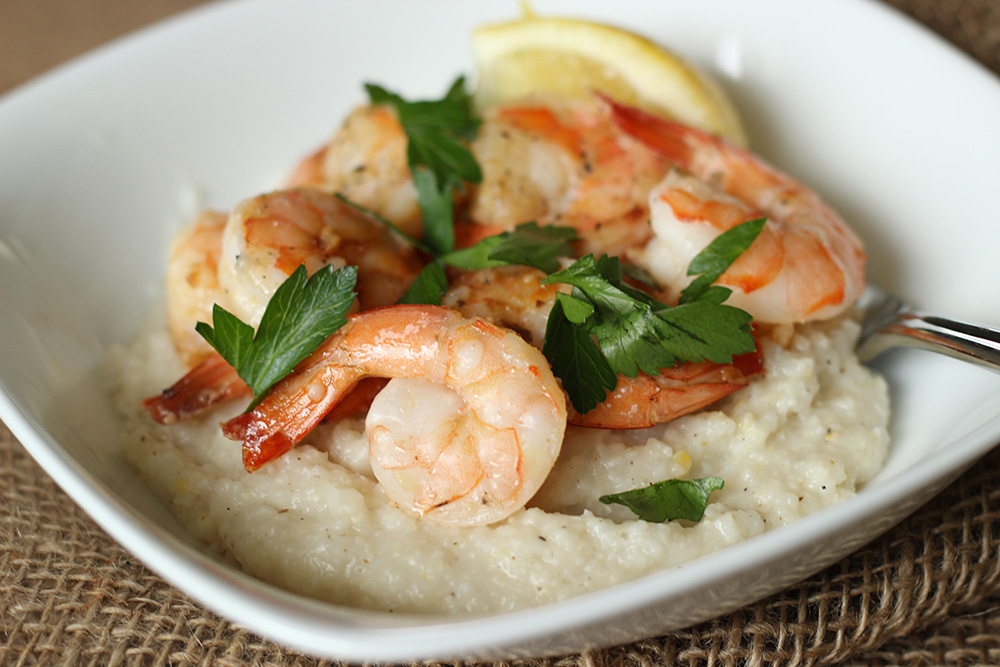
top-left (599, 477), bottom-right (724, 523)
top-left (541, 218), bottom-right (764, 414)
top-left (366, 78), bottom-right (763, 420)
top-left (196, 264), bottom-right (357, 410)
top-left (366, 77), bottom-right (481, 257)
top-left (442, 222), bottom-right (576, 273)
top-left (361, 79), bottom-right (579, 305)
top-left (398, 261), bottom-right (448, 305)
top-left (680, 217), bottom-right (766, 304)
top-left (541, 294), bottom-right (619, 413)
top-left (393, 223), bottom-right (577, 306)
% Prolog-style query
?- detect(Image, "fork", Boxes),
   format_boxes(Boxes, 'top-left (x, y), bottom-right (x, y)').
top-left (855, 284), bottom-right (1000, 372)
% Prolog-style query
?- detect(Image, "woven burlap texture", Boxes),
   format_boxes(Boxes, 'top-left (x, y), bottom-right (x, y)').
top-left (3, 0), bottom-right (1000, 665)
top-left (4, 422), bottom-right (1000, 667)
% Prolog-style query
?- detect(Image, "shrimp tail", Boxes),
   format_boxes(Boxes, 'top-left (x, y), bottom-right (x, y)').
top-left (142, 353), bottom-right (250, 424)
top-left (599, 93), bottom-right (700, 165)
top-left (223, 375), bottom-right (390, 472)
top-left (223, 413), bottom-right (298, 472)
top-left (568, 344), bottom-right (764, 429)
top-left (220, 349), bottom-right (366, 471)
top-left (145, 334), bottom-right (388, 433)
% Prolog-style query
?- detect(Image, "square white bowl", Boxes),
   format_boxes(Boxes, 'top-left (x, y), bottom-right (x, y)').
top-left (3, 0), bottom-right (1000, 661)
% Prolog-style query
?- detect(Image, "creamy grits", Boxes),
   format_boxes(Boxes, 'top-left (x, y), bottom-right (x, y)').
top-left (109, 313), bottom-right (888, 615)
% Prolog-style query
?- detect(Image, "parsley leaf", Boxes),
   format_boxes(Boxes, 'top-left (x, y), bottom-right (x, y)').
top-left (652, 300), bottom-right (758, 364)
top-left (545, 254), bottom-right (698, 378)
top-left (366, 77), bottom-right (481, 183)
top-left (366, 77), bottom-right (481, 256)
top-left (542, 295), bottom-right (618, 414)
top-left (196, 264), bottom-right (357, 410)
top-left (411, 168), bottom-right (456, 256)
top-left (681, 217), bottom-right (766, 304)
top-left (541, 218), bottom-right (764, 413)
top-left (362, 79), bottom-right (578, 301)
top-left (599, 477), bottom-right (724, 522)
top-left (398, 261), bottom-right (448, 306)
top-left (443, 222), bottom-right (577, 273)
top-left (196, 306), bottom-right (254, 376)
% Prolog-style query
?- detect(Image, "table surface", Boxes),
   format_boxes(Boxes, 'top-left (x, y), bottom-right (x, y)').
top-left (3, 1), bottom-right (1000, 665)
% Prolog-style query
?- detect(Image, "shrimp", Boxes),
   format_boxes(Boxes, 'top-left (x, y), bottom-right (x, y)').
top-left (286, 105), bottom-right (423, 238)
top-left (606, 97), bottom-right (866, 323)
top-left (442, 266), bottom-right (763, 429)
top-left (219, 187), bottom-right (421, 325)
top-left (222, 305), bottom-right (567, 527)
top-left (165, 210), bottom-right (230, 367)
top-left (469, 94), bottom-right (673, 257)
top-left (143, 353), bottom-right (250, 424)
top-left (144, 187), bottom-right (423, 424)
top-left (568, 353), bottom-right (763, 428)
top-left (441, 265), bottom-right (559, 347)
top-left (291, 94), bottom-right (672, 257)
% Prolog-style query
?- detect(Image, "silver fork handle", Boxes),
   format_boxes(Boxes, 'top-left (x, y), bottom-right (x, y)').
top-left (858, 312), bottom-right (1000, 372)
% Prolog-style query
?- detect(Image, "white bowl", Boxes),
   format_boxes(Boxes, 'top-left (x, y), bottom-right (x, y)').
top-left (2, 0), bottom-right (1000, 661)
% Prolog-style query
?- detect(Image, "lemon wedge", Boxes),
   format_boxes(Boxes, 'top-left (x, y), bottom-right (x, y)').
top-left (473, 15), bottom-right (747, 145)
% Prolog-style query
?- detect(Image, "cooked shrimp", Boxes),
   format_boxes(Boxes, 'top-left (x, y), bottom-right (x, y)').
top-left (165, 210), bottom-right (229, 367)
top-left (219, 187), bottom-right (422, 326)
top-left (469, 94), bottom-right (673, 256)
top-left (144, 188), bottom-right (423, 424)
top-left (441, 265), bottom-right (560, 347)
top-left (442, 266), bottom-right (763, 429)
top-left (222, 305), bottom-right (567, 526)
top-left (606, 98), bottom-right (866, 323)
top-left (286, 105), bottom-right (423, 238)
top-left (143, 353), bottom-right (249, 425)
top-left (568, 353), bottom-right (762, 428)
top-left (291, 95), bottom-right (671, 256)
top-left (165, 187), bottom-right (421, 364)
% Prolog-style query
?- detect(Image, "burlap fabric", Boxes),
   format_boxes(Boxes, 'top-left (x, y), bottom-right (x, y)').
top-left (3, 1), bottom-right (1000, 665)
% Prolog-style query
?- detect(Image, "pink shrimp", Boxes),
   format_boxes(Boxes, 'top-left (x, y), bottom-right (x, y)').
top-left (442, 266), bottom-right (764, 429)
top-left (291, 94), bottom-right (677, 259)
top-left (287, 105), bottom-right (424, 238)
top-left (606, 97), bottom-right (866, 323)
top-left (143, 188), bottom-right (423, 424)
top-left (468, 94), bottom-right (673, 256)
top-left (221, 305), bottom-right (567, 527)
top-left (165, 210), bottom-right (230, 368)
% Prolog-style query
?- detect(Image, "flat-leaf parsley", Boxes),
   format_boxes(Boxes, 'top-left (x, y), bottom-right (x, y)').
top-left (366, 77), bottom-right (481, 258)
top-left (600, 477), bottom-right (725, 522)
top-left (196, 264), bottom-right (358, 410)
top-left (541, 218), bottom-right (764, 414)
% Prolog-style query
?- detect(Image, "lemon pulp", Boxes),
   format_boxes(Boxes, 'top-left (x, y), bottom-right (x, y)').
top-left (473, 16), bottom-right (747, 145)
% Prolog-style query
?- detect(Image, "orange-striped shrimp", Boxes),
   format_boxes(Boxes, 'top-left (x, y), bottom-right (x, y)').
top-left (218, 187), bottom-right (421, 324)
top-left (144, 188), bottom-right (422, 424)
top-left (293, 94), bottom-right (672, 257)
top-left (441, 266), bottom-right (559, 348)
top-left (222, 305), bottom-right (567, 527)
top-left (606, 97), bottom-right (866, 323)
top-left (165, 210), bottom-right (230, 368)
top-left (287, 105), bottom-right (423, 238)
top-left (469, 94), bottom-right (673, 256)
top-left (442, 266), bottom-right (763, 429)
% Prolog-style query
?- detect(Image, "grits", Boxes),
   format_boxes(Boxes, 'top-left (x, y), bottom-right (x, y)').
top-left (109, 313), bottom-right (888, 615)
